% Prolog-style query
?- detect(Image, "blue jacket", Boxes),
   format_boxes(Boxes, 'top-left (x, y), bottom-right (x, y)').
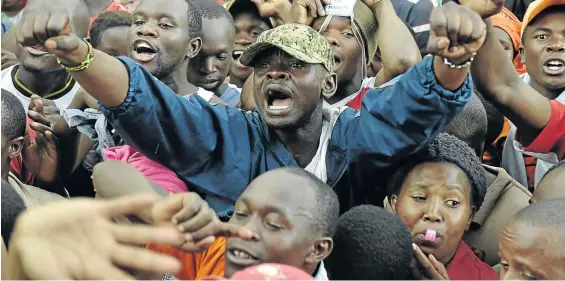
top-left (100, 56), bottom-right (472, 218)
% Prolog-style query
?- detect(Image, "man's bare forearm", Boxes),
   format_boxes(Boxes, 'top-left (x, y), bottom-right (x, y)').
top-left (373, 0), bottom-right (422, 86)
top-left (472, 19), bottom-right (551, 142)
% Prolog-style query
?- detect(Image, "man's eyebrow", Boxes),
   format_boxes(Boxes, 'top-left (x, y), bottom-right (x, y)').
top-left (532, 26), bottom-right (553, 33)
top-left (411, 183), bottom-right (465, 192)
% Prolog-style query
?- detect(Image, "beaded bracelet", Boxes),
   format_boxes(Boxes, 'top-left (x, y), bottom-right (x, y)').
top-left (443, 52), bottom-right (477, 69)
top-left (57, 39), bottom-right (94, 72)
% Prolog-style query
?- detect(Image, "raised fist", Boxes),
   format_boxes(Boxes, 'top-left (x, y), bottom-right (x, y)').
top-left (427, 3), bottom-right (487, 65)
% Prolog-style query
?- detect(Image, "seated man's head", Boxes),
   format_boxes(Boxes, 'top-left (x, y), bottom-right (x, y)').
top-left (226, 0), bottom-right (272, 85)
top-left (325, 205), bottom-right (413, 280)
top-left (188, 0), bottom-right (235, 93)
top-left (387, 133), bottom-right (487, 265)
top-left (89, 11), bottom-right (132, 57)
top-left (312, 3), bottom-right (377, 93)
top-left (225, 167), bottom-right (340, 278)
top-left (240, 24), bottom-right (337, 130)
top-left (16, 0), bottom-right (89, 71)
top-left (128, 0), bottom-right (202, 78)
top-left (520, 3), bottom-right (565, 97)
top-left (445, 93), bottom-right (488, 157)
top-left (498, 198), bottom-right (565, 280)
top-left (0, 89), bottom-right (26, 181)
top-left (530, 161), bottom-right (565, 203)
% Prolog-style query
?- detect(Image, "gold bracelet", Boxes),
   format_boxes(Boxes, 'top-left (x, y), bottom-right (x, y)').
top-left (57, 39), bottom-right (94, 72)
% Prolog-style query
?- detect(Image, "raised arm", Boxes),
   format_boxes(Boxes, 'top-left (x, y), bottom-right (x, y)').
top-left (471, 19), bottom-right (552, 146)
top-left (16, 7), bottom-right (259, 215)
top-left (345, 3), bottom-right (483, 167)
top-left (363, 0), bottom-right (422, 87)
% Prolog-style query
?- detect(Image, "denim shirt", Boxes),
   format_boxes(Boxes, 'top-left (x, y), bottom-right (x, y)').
top-left (100, 56), bottom-right (472, 217)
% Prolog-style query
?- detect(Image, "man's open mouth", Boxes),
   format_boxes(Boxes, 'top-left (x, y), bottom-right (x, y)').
top-left (543, 58), bottom-right (565, 75)
top-left (132, 40), bottom-right (157, 62)
top-left (232, 51), bottom-right (245, 67)
top-left (25, 46), bottom-right (50, 56)
top-left (266, 86), bottom-right (293, 112)
top-left (227, 247), bottom-right (259, 267)
top-left (334, 55), bottom-right (341, 67)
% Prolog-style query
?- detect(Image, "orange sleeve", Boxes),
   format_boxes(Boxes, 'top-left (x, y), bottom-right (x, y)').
top-left (147, 238), bottom-right (226, 280)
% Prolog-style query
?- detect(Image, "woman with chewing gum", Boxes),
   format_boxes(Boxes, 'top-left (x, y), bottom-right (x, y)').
top-left (386, 133), bottom-right (498, 280)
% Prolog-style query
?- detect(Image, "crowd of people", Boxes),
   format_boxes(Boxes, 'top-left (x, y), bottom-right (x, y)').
top-left (1, 0), bottom-right (564, 279)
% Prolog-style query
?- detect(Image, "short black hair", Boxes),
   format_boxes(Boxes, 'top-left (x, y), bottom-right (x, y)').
top-left (521, 6), bottom-right (565, 45)
top-left (386, 133), bottom-right (487, 210)
top-left (1, 89), bottom-right (26, 140)
top-left (193, 0), bottom-right (235, 33)
top-left (512, 198), bottom-right (565, 233)
top-left (89, 11), bottom-right (132, 49)
top-left (1, 180), bottom-right (26, 247)
top-left (283, 167), bottom-right (340, 237)
top-left (326, 205), bottom-right (413, 280)
top-left (445, 93), bottom-right (488, 157)
top-left (185, 0), bottom-right (203, 39)
top-left (541, 160), bottom-right (565, 182)
top-left (475, 90), bottom-right (505, 150)
top-left (228, 0), bottom-right (272, 28)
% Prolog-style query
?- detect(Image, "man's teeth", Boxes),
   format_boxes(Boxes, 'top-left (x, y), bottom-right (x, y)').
top-left (547, 60), bottom-right (564, 70)
top-left (269, 105), bottom-right (290, 110)
top-left (233, 250), bottom-right (252, 259)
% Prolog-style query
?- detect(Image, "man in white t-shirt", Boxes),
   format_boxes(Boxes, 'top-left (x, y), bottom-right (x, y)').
top-left (1, 0), bottom-right (89, 111)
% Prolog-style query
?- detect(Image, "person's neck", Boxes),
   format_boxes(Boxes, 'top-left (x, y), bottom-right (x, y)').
top-left (16, 66), bottom-right (71, 97)
top-left (528, 77), bottom-right (564, 100)
top-left (230, 76), bottom-right (245, 88)
top-left (214, 83), bottom-right (229, 97)
top-left (326, 75), bottom-right (363, 104)
top-left (274, 104), bottom-right (324, 168)
top-left (159, 60), bottom-right (199, 96)
top-left (84, 0), bottom-right (112, 17)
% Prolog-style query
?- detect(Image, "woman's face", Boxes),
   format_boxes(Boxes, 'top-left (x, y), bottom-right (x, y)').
top-left (392, 162), bottom-right (474, 264)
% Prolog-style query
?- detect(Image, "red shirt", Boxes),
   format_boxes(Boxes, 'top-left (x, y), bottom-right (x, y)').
top-left (523, 100), bottom-right (565, 161)
top-left (447, 242), bottom-right (498, 280)
top-left (346, 87), bottom-right (371, 110)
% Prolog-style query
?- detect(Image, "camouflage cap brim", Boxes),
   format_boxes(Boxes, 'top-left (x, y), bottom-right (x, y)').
top-left (240, 42), bottom-right (330, 71)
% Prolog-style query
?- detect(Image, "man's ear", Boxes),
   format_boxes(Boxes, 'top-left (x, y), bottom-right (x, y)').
top-left (321, 72), bottom-right (337, 100)
top-left (9, 137), bottom-right (24, 159)
top-left (519, 46), bottom-right (526, 64)
top-left (305, 237), bottom-right (333, 265)
top-left (465, 206), bottom-right (476, 231)
top-left (391, 194), bottom-right (399, 214)
top-left (186, 37), bottom-right (203, 59)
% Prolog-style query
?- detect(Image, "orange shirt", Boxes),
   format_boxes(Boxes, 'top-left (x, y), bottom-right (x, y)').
top-left (148, 238), bottom-right (226, 280)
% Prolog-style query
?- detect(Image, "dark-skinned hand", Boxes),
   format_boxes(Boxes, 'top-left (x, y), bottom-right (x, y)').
top-left (427, 2), bottom-right (487, 65)
top-left (410, 243), bottom-right (450, 280)
top-left (151, 193), bottom-right (255, 253)
top-left (291, 0), bottom-right (331, 26)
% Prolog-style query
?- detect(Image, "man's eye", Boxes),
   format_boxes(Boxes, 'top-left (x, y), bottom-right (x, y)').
top-left (234, 212), bottom-right (248, 218)
top-left (535, 34), bottom-right (549, 40)
top-left (412, 196), bottom-right (426, 201)
top-left (289, 62), bottom-right (303, 68)
top-left (134, 20), bottom-right (145, 26)
top-left (445, 200), bottom-right (460, 208)
top-left (159, 23), bottom-right (173, 29)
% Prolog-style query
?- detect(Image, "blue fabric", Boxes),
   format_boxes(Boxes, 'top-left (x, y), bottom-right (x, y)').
top-left (1, 20), bottom-right (12, 34)
top-left (219, 85), bottom-right (241, 107)
top-left (100, 56), bottom-right (472, 217)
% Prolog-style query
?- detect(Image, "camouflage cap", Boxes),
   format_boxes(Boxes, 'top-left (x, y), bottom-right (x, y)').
top-left (240, 24), bottom-right (334, 72)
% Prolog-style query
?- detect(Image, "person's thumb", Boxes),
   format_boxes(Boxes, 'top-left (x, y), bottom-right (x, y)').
top-left (44, 35), bottom-right (82, 54)
top-left (427, 37), bottom-right (450, 56)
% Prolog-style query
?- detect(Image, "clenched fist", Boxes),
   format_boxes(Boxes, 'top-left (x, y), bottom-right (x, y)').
top-left (16, 8), bottom-right (87, 66)
top-left (427, 2), bottom-right (487, 65)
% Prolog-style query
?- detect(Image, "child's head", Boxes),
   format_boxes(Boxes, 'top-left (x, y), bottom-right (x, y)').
top-left (226, 0), bottom-right (272, 84)
top-left (188, 0), bottom-right (235, 93)
top-left (1, 89), bottom-right (26, 179)
top-left (530, 161), bottom-right (565, 203)
top-left (520, 2), bottom-right (565, 96)
top-left (498, 199), bottom-right (565, 280)
top-left (225, 167), bottom-right (339, 278)
top-left (325, 205), bottom-right (413, 280)
top-left (90, 11), bottom-right (132, 57)
top-left (127, 0), bottom-right (202, 78)
top-left (387, 133), bottom-right (487, 265)
top-left (445, 94), bottom-right (488, 157)
top-left (312, 2), bottom-right (378, 91)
